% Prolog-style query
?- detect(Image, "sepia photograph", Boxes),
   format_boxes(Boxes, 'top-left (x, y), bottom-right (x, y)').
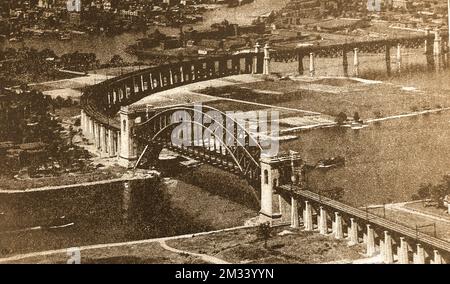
top-left (0, 0), bottom-right (450, 270)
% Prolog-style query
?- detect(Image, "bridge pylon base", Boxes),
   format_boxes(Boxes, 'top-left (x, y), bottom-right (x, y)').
top-left (118, 157), bottom-right (137, 169)
top-left (245, 213), bottom-right (282, 227)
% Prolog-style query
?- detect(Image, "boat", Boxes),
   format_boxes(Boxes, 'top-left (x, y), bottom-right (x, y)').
top-left (317, 156), bottom-right (345, 169)
top-left (8, 36), bottom-right (23, 42)
top-left (59, 34), bottom-right (72, 41)
top-left (350, 121), bottom-right (368, 130)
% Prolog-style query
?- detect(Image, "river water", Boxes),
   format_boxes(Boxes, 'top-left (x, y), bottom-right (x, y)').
top-left (0, 0), bottom-right (288, 63)
top-left (281, 69), bottom-right (450, 207)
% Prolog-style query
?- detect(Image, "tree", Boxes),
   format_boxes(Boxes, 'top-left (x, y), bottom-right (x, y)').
top-left (335, 112), bottom-right (347, 125)
top-left (54, 96), bottom-right (65, 109)
top-left (373, 111), bottom-right (383, 119)
top-left (353, 112), bottom-right (361, 122)
top-left (110, 55), bottom-right (124, 67)
top-left (415, 175), bottom-right (450, 208)
top-left (323, 187), bottom-right (345, 201)
top-left (68, 126), bottom-right (76, 147)
top-left (65, 97), bottom-right (73, 107)
top-left (442, 175), bottom-right (450, 192)
top-left (430, 185), bottom-right (445, 207)
top-left (417, 183), bottom-right (432, 199)
top-left (256, 222), bottom-right (272, 249)
top-left (39, 48), bottom-right (57, 59)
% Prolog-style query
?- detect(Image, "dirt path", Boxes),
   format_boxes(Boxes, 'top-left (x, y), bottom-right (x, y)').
top-left (0, 225), bottom-right (252, 263)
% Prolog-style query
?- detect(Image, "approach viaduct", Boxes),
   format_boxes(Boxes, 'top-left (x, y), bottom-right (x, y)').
top-left (80, 29), bottom-right (450, 264)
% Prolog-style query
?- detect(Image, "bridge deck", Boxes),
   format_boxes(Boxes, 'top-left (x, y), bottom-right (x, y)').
top-left (278, 185), bottom-right (450, 253)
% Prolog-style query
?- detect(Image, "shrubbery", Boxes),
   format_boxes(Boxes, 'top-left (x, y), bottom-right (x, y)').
top-left (335, 112), bottom-right (347, 125)
top-left (412, 176), bottom-right (450, 208)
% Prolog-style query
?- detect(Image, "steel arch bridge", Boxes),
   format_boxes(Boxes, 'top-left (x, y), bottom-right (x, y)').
top-left (133, 105), bottom-right (263, 187)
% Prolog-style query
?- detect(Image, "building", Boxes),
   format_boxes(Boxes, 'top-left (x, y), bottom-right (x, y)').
top-left (102, 0), bottom-right (112, 11)
top-left (393, 0), bottom-right (409, 9)
top-left (68, 11), bottom-right (81, 25)
top-left (163, 0), bottom-right (181, 6)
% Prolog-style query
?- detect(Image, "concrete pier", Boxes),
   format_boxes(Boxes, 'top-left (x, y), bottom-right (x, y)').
top-left (366, 224), bottom-right (376, 256)
top-left (432, 249), bottom-right (445, 264)
top-left (353, 48), bottom-right (359, 77)
top-left (319, 207), bottom-right (328, 235)
top-left (122, 181), bottom-right (132, 220)
top-left (413, 244), bottom-right (426, 264)
top-left (333, 212), bottom-right (343, 239)
top-left (434, 29), bottom-right (442, 71)
top-left (80, 110), bottom-right (86, 133)
top-left (304, 201), bottom-right (313, 231)
top-left (425, 28), bottom-right (431, 54)
top-left (348, 218), bottom-right (359, 245)
top-left (263, 44), bottom-right (271, 75)
top-left (298, 53), bottom-right (304, 75)
top-left (434, 28), bottom-right (442, 57)
top-left (343, 49), bottom-right (349, 77)
top-left (108, 129), bottom-right (115, 157)
top-left (396, 43), bottom-right (402, 73)
top-left (383, 231), bottom-right (394, 264)
top-left (398, 237), bottom-right (409, 264)
top-left (385, 45), bottom-right (391, 76)
top-left (118, 107), bottom-right (137, 168)
top-left (100, 125), bottom-right (106, 154)
top-left (253, 43), bottom-right (261, 74)
top-left (291, 197), bottom-right (299, 228)
top-left (309, 53), bottom-right (315, 77)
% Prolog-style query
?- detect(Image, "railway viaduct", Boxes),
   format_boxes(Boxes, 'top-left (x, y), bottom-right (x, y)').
top-left (80, 30), bottom-right (450, 264)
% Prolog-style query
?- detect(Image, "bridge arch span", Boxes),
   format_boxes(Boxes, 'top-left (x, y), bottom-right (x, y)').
top-left (80, 34), bottom-right (449, 222)
top-left (133, 105), bottom-right (263, 185)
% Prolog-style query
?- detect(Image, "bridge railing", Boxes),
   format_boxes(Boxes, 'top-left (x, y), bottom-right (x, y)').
top-left (270, 33), bottom-right (448, 78)
top-left (278, 184), bottom-right (450, 253)
top-left (81, 52), bottom-right (265, 129)
top-left (272, 35), bottom-right (434, 61)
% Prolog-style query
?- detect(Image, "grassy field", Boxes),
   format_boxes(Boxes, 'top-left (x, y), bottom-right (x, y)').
top-left (0, 166), bottom-right (125, 191)
top-left (3, 225), bottom-right (365, 264)
top-left (405, 202), bottom-right (450, 221)
top-left (199, 75), bottom-right (450, 123)
top-left (370, 207), bottom-right (450, 242)
top-left (167, 226), bottom-right (364, 264)
top-left (238, 79), bottom-right (450, 120)
top-left (4, 242), bottom-right (207, 264)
